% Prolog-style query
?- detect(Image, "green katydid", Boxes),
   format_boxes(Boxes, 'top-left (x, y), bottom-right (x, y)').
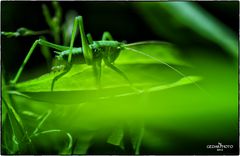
top-left (5, 16), bottom-right (202, 92)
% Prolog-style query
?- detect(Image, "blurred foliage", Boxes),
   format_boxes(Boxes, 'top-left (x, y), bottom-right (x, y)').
top-left (1, 1), bottom-right (238, 155)
top-left (136, 2), bottom-right (238, 58)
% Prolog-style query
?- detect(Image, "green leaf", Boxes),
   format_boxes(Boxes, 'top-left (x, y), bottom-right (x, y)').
top-left (106, 122), bottom-right (145, 154)
top-left (13, 67), bottom-right (201, 104)
top-left (72, 133), bottom-right (95, 154)
top-left (148, 75), bottom-right (202, 92)
top-left (13, 64), bottom-right (201, 104)
top-left (128, 121), bottom-right (144, 155)
top-left (107, 126), bottom-right (124, 147)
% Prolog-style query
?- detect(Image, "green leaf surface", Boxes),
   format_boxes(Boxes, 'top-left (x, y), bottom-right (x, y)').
top-left (128, 122), bottom-right (144, 155)
top-left (107, 126), bottom-right (124, 147)
top-left (13, 62), bottom-right (201, 104)
top-left (71, 131), bottom-right (95, 154)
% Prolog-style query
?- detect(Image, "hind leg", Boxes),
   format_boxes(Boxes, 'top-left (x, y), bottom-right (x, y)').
top-left (10, 39), bottom-right (69, 85)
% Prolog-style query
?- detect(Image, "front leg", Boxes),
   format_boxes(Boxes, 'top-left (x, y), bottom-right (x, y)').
top-left (50, 16), bottom-right (81, 91)
top-left (76, 16), bottom-right (93, 65)
top-left (92, 59), bottom-right (102, 88)
top-left (51, 16), bottom-right (93, 91)
top-left (51, 64), bottom-right (72, 91)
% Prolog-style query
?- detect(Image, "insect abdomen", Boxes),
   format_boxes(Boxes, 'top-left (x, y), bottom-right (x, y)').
top-left (60, 47), bottom-right (82, 57)
top-left (95, 41), bottom-right (121, 47)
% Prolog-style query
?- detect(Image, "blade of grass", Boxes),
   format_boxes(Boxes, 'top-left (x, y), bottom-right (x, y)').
top-left (31, 129), bottom-right (73, 154)
top-left (2, 76), bottom-right (31, 154)
top-left (136, 2), bottom-right (237, 57)
top-left (32, 110), bottom-right (52, 135)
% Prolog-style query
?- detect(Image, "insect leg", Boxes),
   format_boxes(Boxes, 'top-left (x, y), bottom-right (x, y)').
top-left (92, 59), bottom-right (102, 88)
top-left (10, 39), bottom-right (69, 85)
top-left (76, 16), bottom-right (93, 65)
top-left (51, 16), bottom-right (94, 90)
top-left (66, 16), bottom-right (93, 65)
top-left (102, 31), bottom-right (113, 41)
top-left (103, 57), bottom-right (131, 85)
top-left (51, 64), bottom-right (72, 91)
top-left (77, 16), bottom-right (103, 88)
top-left (51, 16), bottom-right (80, 91)
top-left (104, 58), bottom-right (142, 92)
top-left (39, 36), bottom-right (52, 69)
top-left (67, 16), bottom-right (78, 64)
top-left (86, 33), bottom-right (102, 87)
top-left (87, 33), bottom-right (93, 44)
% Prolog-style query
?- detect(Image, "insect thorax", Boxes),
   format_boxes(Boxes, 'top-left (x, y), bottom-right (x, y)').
top-left (92, 41), bottom-right (124, 63)
top-left (52, 41), bottom-right (124, 68)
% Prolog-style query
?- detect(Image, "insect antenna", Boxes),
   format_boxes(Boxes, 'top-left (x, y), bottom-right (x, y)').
top-left (125, 41), bottom-right (169, 47)
top-left (123, 46), bottom-right (206, 92)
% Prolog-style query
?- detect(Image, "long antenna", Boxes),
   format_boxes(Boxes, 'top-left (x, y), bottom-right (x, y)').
top-left (124, 46), bottom-right (206, 92)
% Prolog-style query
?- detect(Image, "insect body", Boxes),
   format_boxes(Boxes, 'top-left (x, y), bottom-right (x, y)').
top-left (5, 15), bottom-right (201, 92)
top-left (8, 16), bottom-right (131, 91)
top-left (58, 40), bottom-right (123, 63)
top-left (51, 39), bottom-right (128, 90)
